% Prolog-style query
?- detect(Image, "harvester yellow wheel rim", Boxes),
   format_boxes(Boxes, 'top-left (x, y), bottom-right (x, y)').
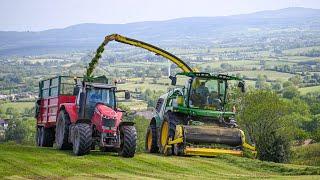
top-left (161, 121), bottom-right (169, 147)
top-left (147, 129), bottom-right (152, 151)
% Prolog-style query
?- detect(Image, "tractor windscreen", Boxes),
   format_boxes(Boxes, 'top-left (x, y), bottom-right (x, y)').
top-left (189, 77), bottom-right (226, 110)
top-left (87, 88), bottom-right (115, 108)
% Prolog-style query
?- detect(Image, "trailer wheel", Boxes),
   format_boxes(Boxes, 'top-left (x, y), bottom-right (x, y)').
top-left (41, 127), bottom-right (54, 147)
top-left (39, 127), bottom-right (54, 147)
top-left (145, 124), bottom-right (158, 153)
top-left (119, 126), bottom-right (137, 157)
top-left (55, 110), bottom-right (72, 150)
top-left (36, 127), bottom-right (41, 146)
top-left (72, 123), bottom-right (92, 156)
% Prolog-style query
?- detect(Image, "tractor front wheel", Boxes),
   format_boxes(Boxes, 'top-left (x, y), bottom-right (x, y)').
top-left (159, 119), bottom-right (170, 155)
top-left (72, 123), bottom-right (92, 156)
top-left (145, 125), bottom-right (159, 153)
top-left (159, 112), bottom-right (177, 155)
top-left (119, 126), bottom-right (137, 157)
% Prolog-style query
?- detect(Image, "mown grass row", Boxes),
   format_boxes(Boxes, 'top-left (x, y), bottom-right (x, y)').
top-left (0, 143), bottom-right (319, 179)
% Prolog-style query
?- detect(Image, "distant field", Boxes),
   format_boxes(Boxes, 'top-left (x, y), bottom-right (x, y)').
top-left (299, 86), bottom-right (320, 95)
top-left (199, 60), bottom-right (260, 69)
top-left (285, 56), bottom-right (319, 62)
top-left (229, 70), bottom-right (294, 81)
top-left (283, 46), bottom-right (320, 55)
top-left (0, 143), bottom-right (319, 179)
top-left (119, 100), bottom-right (148, 111)
top-left (118, 78), bottom-right (169, 92)
top-left (0, 101), bottom-right (34, 113)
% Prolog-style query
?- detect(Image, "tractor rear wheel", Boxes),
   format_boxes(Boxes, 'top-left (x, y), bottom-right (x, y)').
top-left (145, 124), bottom-right (159, 153)
top-left (55, 110), bottom-right (72, 150)
top-left (72, 123), bottom-right (92, 156)
top-left (119, 126), bottom-right (137, 157)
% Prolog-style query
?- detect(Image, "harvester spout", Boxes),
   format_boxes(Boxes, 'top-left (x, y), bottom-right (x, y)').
top-left (85, 34), bottom-right (193, 77)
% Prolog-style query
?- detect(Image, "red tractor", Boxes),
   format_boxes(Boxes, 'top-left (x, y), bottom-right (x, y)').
top-left (35, 75), bottom-right (136, 157)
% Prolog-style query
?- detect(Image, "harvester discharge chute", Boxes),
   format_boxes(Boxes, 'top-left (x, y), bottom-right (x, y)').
top-left (86, 34), bottom-right (193, 78)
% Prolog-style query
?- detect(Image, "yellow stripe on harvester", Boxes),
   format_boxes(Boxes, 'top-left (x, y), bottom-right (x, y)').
top-left (184, 147), bottom-right (243, 157)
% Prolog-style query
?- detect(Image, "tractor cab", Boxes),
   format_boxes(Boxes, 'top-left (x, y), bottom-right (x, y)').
top-left (75, 76), bottom-right (130, 121)
top-left (169, 72), bottom-right (245, 112)
top-left (77, 83), bottom-right (116, 120)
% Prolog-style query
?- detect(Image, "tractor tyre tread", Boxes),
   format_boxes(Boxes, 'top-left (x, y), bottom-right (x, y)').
top-left (119, 126), bottom-right (137, 158)
top-left (145, 125), bottom-right (159, 153)
top-left (73, 123), bottom-right (92, 156)
top-left (159, 112), bottom-right (177, 155)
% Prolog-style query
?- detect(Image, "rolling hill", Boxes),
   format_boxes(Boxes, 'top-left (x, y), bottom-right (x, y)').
top-left (0, 7), bottom-right (320, 56)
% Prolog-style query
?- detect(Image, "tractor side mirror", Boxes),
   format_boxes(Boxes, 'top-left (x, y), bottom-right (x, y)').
top-left (169, 75), bottom-right (177, 86)
top-left (125, 91), bottom-right (130, 100)
top-left (238, 81), bottom-right (246, 93)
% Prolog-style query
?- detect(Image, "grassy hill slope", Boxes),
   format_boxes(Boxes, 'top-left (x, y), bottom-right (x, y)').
top-left (0, 143), bottom-right (319, 179)
top-left (292, 143), bottom-right (320, 167)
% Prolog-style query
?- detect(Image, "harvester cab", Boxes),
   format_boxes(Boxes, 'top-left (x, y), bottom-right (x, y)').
top-left (146, 72), bottom-right (256, 157)
top-left (169, 72), bottom-right (245, 116)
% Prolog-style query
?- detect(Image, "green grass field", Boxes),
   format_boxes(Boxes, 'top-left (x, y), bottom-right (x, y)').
top-left (299, 86), bottom-right (320, 95)
top-left (292, 143), bottom-right (320, 167)
top-left (0, 143), bottom-right (319, 179)
top-left (0, 101), bottom-right (34, 113)
top-left (283, 46), bottom-right (320, 56)
top-left (229, 70), bottom-right (294, 81)
top-left (199, 60), bottom-right (260, 69)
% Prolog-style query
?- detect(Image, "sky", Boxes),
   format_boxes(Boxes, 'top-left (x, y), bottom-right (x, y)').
top-left (0, 0), bottom-right (319, 31)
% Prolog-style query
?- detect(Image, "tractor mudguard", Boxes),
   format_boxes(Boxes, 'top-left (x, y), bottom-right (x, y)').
top-left (60, 103), bottom-right (78, 123)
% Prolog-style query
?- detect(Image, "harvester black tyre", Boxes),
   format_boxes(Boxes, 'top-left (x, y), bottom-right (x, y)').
top-left (159, 112), bottom-right (177, 155)
top-left (39, 127), bottom-right (54, 147)
top-left (119, 126), bottom-right (137, 158)
top-left (72, 123), bottom-right (92, 156)
top-left (145, 124), bottom-right (159, 153)
top-left (55, 110), bottom-right (72, 150)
